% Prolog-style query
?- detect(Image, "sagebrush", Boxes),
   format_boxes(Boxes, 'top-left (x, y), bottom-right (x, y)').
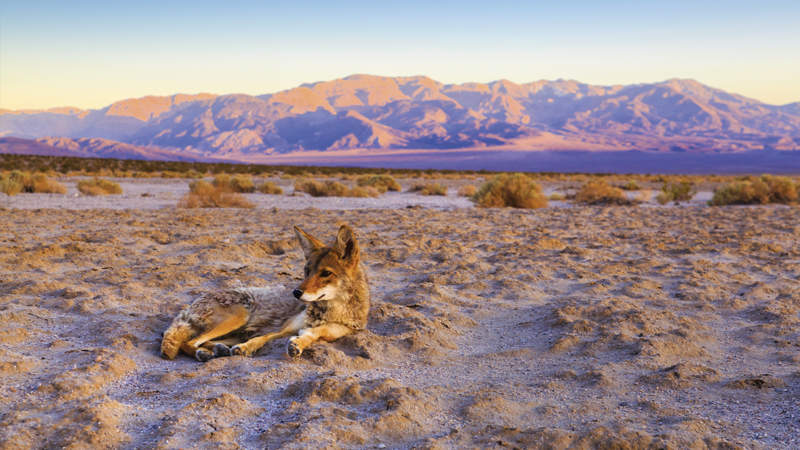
top-left (257, 181), bottom-right (283, 195)
top-left (710, 175), bottom-right (799, 205)
top-left (410, 183), bottom-right (447, 196)
top-left (575, 180), bottom-right (634, 205)
top-left (472, 173), bottom-right (547, 208)
top-left (356, 174), bottom-right (401, 193)
top-left (0, 170), bottom-right (66, 195)
top-left (77, 178), bottom-right (122, 196)
top-left (657, 181), bottom-right (695, 204)
top-left (294, 179), bottom-right (378, 197)
top-left (179, 180), bottom-right (254, 208)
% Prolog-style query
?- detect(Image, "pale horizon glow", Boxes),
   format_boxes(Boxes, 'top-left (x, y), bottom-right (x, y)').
top-left (1, 1), bottom-right (799, 110)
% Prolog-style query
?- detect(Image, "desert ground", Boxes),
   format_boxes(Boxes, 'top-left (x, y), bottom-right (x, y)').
top-left (0, 178), bottom-right (799, 449)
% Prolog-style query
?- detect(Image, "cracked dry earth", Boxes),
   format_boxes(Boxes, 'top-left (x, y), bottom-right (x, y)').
top-left (0, 205), bottom-right (799, 449)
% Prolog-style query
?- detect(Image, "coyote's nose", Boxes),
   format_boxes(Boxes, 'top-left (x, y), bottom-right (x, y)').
top-left (293, 289), bottom-right (303, 299)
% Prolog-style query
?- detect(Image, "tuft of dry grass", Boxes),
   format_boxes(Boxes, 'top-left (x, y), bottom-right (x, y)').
top-left (458, 185), bottom-right (477, 197)
top-left (348, 186), bottom-right (380, 198)
top-left (472, 173), bottom-right (547, 208)
top-left (294, 178), bottom-right (379, 197)
top-left (213, 174), bottom-right (256, 193)
top-left (620, 180), bottom-right (641, 191)
top-left (548, 192), bottom-right (566, 201)
top-left (709, 175), bottom-right (799, 205)
top-left (76, 178), bottom-right (122, 196)
top-left (0, 174), bottom-right (23, 196)
top-left (31, 173), bottom-right (67, 194)
top-left (256, 181), bottom-right (283, 195)
top-left (295, 179), bottom-right (348, 197)
top-left (178, 180), bottom-right (254, 208)
top-left (656, 181), bottom-right (695, 205)
top-left (0, 171), bottom-right (67, 195)
top-left (356, 174), bottom-right (401, 193)
top-left (410, 183), bottom-right (448, 196)
top-left (574, 180), bottom-right (634, 205)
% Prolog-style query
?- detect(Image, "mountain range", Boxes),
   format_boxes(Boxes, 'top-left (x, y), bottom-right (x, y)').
top-left (1, 75), bottom-right (799, 164)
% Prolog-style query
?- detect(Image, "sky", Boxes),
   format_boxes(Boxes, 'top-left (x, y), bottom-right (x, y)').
top-left (1, 0), bottom-right (799, 110)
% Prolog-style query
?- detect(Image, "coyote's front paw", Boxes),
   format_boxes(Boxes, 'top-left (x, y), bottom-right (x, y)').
top-left (213, 343), bottom-right (231, 357)
top-left (287, 338), bottom-right (302, 358)
top-left (231, 344), bottom-right (251, 357)
top-left (195, 348), bottom-right (214, 362)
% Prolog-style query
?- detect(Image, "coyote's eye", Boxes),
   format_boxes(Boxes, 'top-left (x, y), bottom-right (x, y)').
top-left (320, 270), bottom-right (333, 277)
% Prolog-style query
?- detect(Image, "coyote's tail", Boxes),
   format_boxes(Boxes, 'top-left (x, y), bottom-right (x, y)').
top-left (160, 320), bottom-right (194, 360)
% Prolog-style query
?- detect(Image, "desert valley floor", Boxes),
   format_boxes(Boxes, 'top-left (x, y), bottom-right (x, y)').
top-left (0, 178), bottom-right (799, 448)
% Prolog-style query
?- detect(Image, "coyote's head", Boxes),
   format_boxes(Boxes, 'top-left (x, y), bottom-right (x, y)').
top-left (293, 224), bottom-right (361, 303)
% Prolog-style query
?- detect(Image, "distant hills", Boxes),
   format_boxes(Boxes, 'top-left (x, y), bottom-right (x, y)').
top-left (1, 75), bottom-right (799, 166)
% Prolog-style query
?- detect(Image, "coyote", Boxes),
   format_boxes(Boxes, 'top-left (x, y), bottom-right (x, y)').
top-left (160, 224), bottom-right (370, 361)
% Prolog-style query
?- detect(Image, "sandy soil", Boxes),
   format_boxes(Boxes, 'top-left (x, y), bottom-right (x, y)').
top-left (0, 184), bottom-right (799, 448)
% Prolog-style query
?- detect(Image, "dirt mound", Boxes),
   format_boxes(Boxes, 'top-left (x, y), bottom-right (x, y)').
top-left (158, 393), bottom-right (264, 448)
top-left (640, 363), bottom-right (721, 388)
top-left (268, 376), bottom-right (440, 447)
top-left (468, 424), bottom-right (741, 450)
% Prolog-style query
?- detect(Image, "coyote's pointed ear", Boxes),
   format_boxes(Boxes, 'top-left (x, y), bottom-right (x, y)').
top-left (294, 226), bottom-right (324, 258)
top-left (333, 224), bottom-right (359, 266)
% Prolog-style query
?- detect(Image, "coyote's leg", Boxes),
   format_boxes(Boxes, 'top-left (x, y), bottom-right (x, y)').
top-left (287, 323), bottom-right (353, 358)
top-left (200, 337), bottom-right (243, 358)
top-left (181, 306), bottom-right (249, 362)
top-left (161, 322), bottom-right (195, 360)
top-left (231, 312), bottom-right (306, 357)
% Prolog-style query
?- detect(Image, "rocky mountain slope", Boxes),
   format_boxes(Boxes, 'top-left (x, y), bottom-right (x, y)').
top-left (0, 137), bottom-right (209, 162)
top-left (2, 75), bottom-right (799, 160)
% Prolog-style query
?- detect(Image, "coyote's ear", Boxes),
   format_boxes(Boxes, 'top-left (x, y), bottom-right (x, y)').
top-left (294, 226), bottom-right (324, 258)
top-left (334, 224), bottom-right (359, 266)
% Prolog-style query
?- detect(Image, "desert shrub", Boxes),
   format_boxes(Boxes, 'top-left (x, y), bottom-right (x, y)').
top-left (356, 174), bottom-right (401, 193)
top-left (548, 192), bottom-right (566, 201)
top-left (229, 174), bottom-right (256, 193)
top-left (30, 173), bottom-right (67, 194)
top-left (0, 175), bottom-right (23, 195)
top-left (0, 170), bottom-right (67, 195)
top-left (763, 176), bottom-right (800, 203)
top-left (348, 186), bottom-right (380, 198)
top-left (213, 173), bottom-right (232, 188)
top-left (77, 178), bottom-right (123, 196)
top-left (294, 179), bottom-right (377, 197)
top-left (472, 173), bottom-right (547, 208)
top-left (656, 181), bottom-right (695, 204)
top-left (2, 171), bottom-right (29, 195)
top-left (295, 179), bottom-right (348, 197)
top-left (458, 185), bottom-right (477, 197)
top-left (620, 180), bottom-right (640, 191)
top-left (410, 183), bottom-right (447, 196)
top-left (213, 173), bottom-right (255, 193)
top-left (575, 180), bottom-right (633, 205)
top-left (256, 181), bottom-right (283, 195)
top-left (179, 180), bottom-right (254, 208)
top-left (709, 175), bottom-right (799, 205)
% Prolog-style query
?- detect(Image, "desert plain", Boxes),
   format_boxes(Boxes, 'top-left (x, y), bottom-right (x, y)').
top-left (0, 177), bottom-right (799, 449)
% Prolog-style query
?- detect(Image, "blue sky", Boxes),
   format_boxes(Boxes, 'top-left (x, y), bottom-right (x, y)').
top-left (1, 0), bottom-right (798, 109)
